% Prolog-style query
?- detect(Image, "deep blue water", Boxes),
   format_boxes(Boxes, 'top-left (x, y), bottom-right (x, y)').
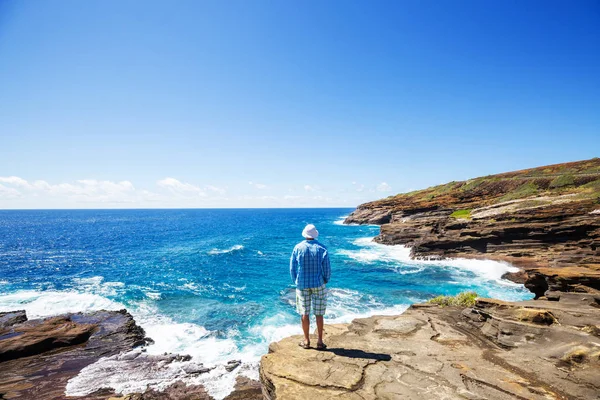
top-left (0, 209), bottom-right (533, 397)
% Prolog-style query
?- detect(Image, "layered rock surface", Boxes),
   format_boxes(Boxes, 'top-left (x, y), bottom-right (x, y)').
top-left (0, 309), bottom-right (150, 399)
top-left (0, 310), bottom-right (261, 400)
top-left (260, 294), bottom-right (600, 399)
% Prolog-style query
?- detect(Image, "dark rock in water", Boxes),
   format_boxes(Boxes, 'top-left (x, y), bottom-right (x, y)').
top-left (261, 293), bottom-right (600, 399)
top-left (225, 359), bottom-right (241, 372)
top-left (0, 309), bottom-right (150, 400)
top-left (181, 362), bottom-right (214, 375)
top-left (0, 310), bottom-right (27, 329)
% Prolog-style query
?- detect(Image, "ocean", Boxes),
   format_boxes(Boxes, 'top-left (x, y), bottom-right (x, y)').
top-left (0, 209), bottom-right (533, 398)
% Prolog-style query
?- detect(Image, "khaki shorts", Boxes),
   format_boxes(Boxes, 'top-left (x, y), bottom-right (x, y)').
top-left (296, 284), bottom-right (327, 316)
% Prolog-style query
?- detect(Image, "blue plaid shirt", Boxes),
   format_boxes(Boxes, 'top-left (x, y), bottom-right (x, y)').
top-left (290, 239), bottom-right (331, 289)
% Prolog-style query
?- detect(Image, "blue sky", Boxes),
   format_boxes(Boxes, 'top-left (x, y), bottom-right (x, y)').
top-left (1, 0), bottom-right (599, 208)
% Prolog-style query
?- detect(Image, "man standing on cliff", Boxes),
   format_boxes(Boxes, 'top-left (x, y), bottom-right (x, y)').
top-left (290, 224), bottom-right (331, 350)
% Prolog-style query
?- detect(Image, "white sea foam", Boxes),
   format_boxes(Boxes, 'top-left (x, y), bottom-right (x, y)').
top-left (207, 245), bottom-right (244, 255)
top-left (0, 290), bottom-right (124, 318)
top-left (66, 350), bottom-right (259, 400)
top-left (326, 287), bottom-right (410, 323)
top-left (145, 291), bottom-right (162, 300)
top-left (72, 276), bottom-right (125, 296)
top-left (333, 215), bottom-right (350, 225)
top-left (223, 283), bottom-right (246, 292)
top-left (341, 237), bottom-right (520, 284)
top-left (68, 302), bottom-right (259, 399)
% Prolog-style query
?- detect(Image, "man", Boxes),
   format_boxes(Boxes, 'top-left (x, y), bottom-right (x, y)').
top-left (290, 224), bottom-right (331, 350)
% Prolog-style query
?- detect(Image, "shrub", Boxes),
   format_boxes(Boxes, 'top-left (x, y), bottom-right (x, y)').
top-left (549, 174), bottom-right (575, 188)
top-left (428, 291), bottom-right (479, 307)
top-left (460, 178), bottom-right (485, 192)
top-left (582, 179), bottom-right (600, 190)
top-left (450, 209), bottom-right (472, 219)
top-left (497, 182), bottom-right (539, 202)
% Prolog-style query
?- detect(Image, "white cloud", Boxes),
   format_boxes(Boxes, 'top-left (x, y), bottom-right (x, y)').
top-left (248, 181), bottom-right (267, 190)
top-left (157, 178), bottom-right (206, 197)
top-left (205, 185), bottom-right (226, 195)
top-left (351, 181), bottom-right (366, 192)
top-left (0, 176), bottom-right (143, 205)
top-left (0, 176), bottom-right (353, 208)
top-left (376, 182), bottom-right (392, 192)
top-left (0, 183), bottom-right (21, 198)
top-left (0, 176), bottom-right (30, 188)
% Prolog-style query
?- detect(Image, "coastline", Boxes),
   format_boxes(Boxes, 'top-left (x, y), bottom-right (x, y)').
top-left (2, 159), bottom-right (599, 400)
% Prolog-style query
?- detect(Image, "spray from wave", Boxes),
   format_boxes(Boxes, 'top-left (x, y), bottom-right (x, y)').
top-left (340, 237), bottom-right (520, 282)
top-left (207, 245), bottom-right (244, 255)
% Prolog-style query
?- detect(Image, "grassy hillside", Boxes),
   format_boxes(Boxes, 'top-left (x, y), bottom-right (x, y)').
top-left (363, 158), bottom-right (600, 212)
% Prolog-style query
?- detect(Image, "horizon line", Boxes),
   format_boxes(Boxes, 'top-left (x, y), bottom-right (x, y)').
top-left (0, 206), bottom-right (358, 211)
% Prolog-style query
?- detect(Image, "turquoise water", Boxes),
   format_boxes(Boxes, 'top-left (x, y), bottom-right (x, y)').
top-left (0, 209), bottom-right (533, 398)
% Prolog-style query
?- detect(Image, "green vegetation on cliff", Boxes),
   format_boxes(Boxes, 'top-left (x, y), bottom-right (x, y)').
top-left (427, 291), bottom-right (479, 307)
top-left (358, 158), bottom-right (600, 213)
top-left (450, 209), bottom-right (472, 219)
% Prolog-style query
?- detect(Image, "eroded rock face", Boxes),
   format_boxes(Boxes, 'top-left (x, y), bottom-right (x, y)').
top-left (260, 294), bottom-right (600, 399)
top-left (373, 201), bottom-right (600, 269)
top-left (0, 309), bottom-right (150, 400)
top-left (0, 315), bottom-right (96, 362)
top-left (0, 310), bottom-right (263, 400)
top-left (345, 159), bottom-right (600, 295)
top-left (223, 376), bottom-right (263, 400)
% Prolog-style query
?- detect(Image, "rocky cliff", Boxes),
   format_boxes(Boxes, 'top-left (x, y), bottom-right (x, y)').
top-left (345, 158), bottom-right (600, 297)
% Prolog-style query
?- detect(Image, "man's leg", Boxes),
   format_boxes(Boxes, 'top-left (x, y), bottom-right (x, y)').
top-left (296, 288), bottom-right (311, 346)
top-left (316, 315), bottom-right (324, 345)
top-left (315, 285), bottom-right (327, 347)
top-left (302, 314), bottom-right (310, 344)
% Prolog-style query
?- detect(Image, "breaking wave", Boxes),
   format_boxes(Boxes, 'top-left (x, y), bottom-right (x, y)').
top-left (207, 245), bottom-right (244, 255)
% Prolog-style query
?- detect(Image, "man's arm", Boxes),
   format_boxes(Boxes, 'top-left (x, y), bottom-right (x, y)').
top-left (290, 248), bottom-right (298, 283)
top-left (322, 250), bottom-right (331, 284)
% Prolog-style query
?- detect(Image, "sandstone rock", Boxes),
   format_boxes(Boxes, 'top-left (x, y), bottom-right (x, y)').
top-left (0, 315), bottom-right (96, 362)
top-left (261, 295), bottom-right (600, 399)
top-left (223, 376), bottom-right (262, 400)
top-left (514, 308), bottom-right (557, 325)
top-left (0, 310), bottom-right (150, 400)
top-left (345, 208), bottom-right (391, 225)
top-left (125, 381), bottom-right (211, 400)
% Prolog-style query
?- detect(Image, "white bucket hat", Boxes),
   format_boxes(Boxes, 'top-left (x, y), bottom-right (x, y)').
top-left (302, 224), bottom-right (319, 239)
